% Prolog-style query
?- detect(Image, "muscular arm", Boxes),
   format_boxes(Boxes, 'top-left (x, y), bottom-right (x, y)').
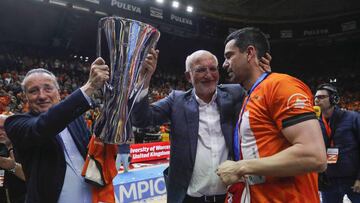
top-left (217, 119), bottom-right (327, 185)
top-left (244, 119), bottom-right (326, 176)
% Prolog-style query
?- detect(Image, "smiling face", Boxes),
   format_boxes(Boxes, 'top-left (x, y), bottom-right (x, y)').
top-left (24, 73), bottom-right (61, 114)
top-left (186, 51), bottom-right (219, 102)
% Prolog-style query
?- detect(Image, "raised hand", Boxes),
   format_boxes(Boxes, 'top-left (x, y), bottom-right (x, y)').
top-left (259, 53), bottom-right (272, 72)
top-left (81, 57), bottom-right (110, 96)
top-left (139, 48), bottom-right (159, 89)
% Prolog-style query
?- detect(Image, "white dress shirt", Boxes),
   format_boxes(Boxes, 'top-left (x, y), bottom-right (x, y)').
top-left (57, 128), bottom-right (92, 203)
top-left (136, 89), bottom-right (228, 196)
top-left (186, 91), bottom-right (228, 197)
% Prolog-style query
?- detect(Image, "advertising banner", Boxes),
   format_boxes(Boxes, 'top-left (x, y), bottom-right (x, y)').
top-left (130, 142), bottom-right (170, 163)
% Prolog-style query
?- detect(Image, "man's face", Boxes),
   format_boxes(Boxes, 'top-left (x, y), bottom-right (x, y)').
top-left (187, 53), bottom-right (219, 100)
top-left (24, 73), bottom-right (60, 114)
top-left (223, 39), bottom-right (250, 84)
top-left (314, 90), bottom-right (331, 111)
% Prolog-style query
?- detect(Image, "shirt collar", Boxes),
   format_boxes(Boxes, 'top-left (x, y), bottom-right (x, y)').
top-left (194, 89), bottom-right (217, 107)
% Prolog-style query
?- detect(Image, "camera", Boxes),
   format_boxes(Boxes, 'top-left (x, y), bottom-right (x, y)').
top-left (0, 143), bottom-right (9, 157)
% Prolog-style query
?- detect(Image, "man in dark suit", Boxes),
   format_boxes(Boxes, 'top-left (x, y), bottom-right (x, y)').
top-left (4, 57), bottom-right (109, 203)
top-left (131, 49), bottom-right (245, 203)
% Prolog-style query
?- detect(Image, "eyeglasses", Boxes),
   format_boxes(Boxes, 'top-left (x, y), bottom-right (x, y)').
top-left (189, 66), bottom-right (218, 74)
top-left (314, 95), bottom-right (329, 100)
top-left (26, 84), bottom-right (57, 95)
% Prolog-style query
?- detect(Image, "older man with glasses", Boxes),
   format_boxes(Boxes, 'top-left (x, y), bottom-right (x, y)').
top-left (130, 49), bottom-right (270, 203)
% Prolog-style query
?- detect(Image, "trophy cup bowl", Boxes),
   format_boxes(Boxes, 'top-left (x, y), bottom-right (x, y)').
top-left (94, 16), bottom-right (160, 144)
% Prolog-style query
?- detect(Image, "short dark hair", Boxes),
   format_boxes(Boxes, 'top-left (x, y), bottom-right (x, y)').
top-left (225, 27), bottom-right (270, 59)
top-left (317, 83), bottom-right (338, 96)
top-left (317, 83), bottom-right (340, 105)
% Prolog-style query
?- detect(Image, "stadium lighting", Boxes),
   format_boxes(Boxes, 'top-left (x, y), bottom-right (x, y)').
top-left (155, 0), bottom-right (164, 4)
top-left (186, 5), bottom-right (193, 13)
top-left (49, 0), bottom-right (67, 7)
top-left (72, 5), bottom-right (90, 12)
top-left (172, 1), bottom-right (179, 8)
top-left (84, 0), bottom-right (100, 4)
top-left (95, 11), bottom-right (107, 16)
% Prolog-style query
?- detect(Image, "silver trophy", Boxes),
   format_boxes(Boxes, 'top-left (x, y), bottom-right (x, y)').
top-left (94, 16), bottom-right (160, 144)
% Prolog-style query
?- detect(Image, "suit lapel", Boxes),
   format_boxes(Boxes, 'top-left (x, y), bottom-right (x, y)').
top-left (184, 91), bottom-right (199, 166)
top-left (216, 88), bottom-right (233, 152)
top-left (67, 119), bottom-right (88, 158)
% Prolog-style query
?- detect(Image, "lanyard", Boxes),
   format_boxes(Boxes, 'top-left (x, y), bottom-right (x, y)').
top-left (234, 72), bottom-right (269, 161)
top-left (321, 115), bottom-right (333, 147)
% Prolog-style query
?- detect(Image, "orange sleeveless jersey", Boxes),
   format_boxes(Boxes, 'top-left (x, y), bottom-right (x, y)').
top-left (236, 73), bottom-right (319, 203)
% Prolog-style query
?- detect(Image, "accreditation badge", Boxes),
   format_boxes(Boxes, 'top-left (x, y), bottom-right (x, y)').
top-left (327, 148), bottom-right (339, 164)
top-left (0, 169), bottom-right (4, 187)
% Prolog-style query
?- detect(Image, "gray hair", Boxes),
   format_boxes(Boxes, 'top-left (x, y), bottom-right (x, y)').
top-left (21, 68), bottom-right (60, 92)
top-left (185, 50), bottom-right (218, 72)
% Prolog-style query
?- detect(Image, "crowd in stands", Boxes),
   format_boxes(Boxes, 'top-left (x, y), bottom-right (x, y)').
top-left (302, 73), bottom-right (360, 112)
top-left (0, 52), bottom-right (191, 134)
top-left (0, 51), bottom-right (359, 125)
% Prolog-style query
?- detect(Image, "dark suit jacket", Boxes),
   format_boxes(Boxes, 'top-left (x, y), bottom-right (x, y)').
top-left (131, 84), bottom-right (245, 203)
top-left (4, 89), bottom-right (92, 203)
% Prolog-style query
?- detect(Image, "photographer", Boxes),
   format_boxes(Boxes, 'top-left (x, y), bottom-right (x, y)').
top-left (0, 114), bottom-right (26, 203)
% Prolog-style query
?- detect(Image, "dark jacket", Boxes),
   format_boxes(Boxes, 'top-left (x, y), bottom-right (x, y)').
top-left (131, 84), bottom-right (244, 203)
top-left (319, 107), bottom-right (360, 180)
top-left (4, 89), bottom-right (91, 203)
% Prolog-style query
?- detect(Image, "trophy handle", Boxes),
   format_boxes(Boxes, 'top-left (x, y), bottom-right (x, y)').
top-left (97, 18), bottom-right (113, 91)
top-left (127, 28), bottom-right (161, 124)
top-left (138, 29), bottom-right (160, 88)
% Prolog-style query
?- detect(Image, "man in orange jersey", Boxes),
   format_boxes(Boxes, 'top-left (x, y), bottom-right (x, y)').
top-left (216, 27), bottom-right (327, 203)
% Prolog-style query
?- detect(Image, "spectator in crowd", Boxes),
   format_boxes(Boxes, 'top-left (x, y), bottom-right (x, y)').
top-left (0, 114), bottom-right (26, 203)
top-left (315, 83), bottom-right (360, 203)
top-left (116, 142), bottom-right (131, 173)
top-left (217, 27), bottom-right (327, 203)
top-left (4, 58), bottom-right (109, 203)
